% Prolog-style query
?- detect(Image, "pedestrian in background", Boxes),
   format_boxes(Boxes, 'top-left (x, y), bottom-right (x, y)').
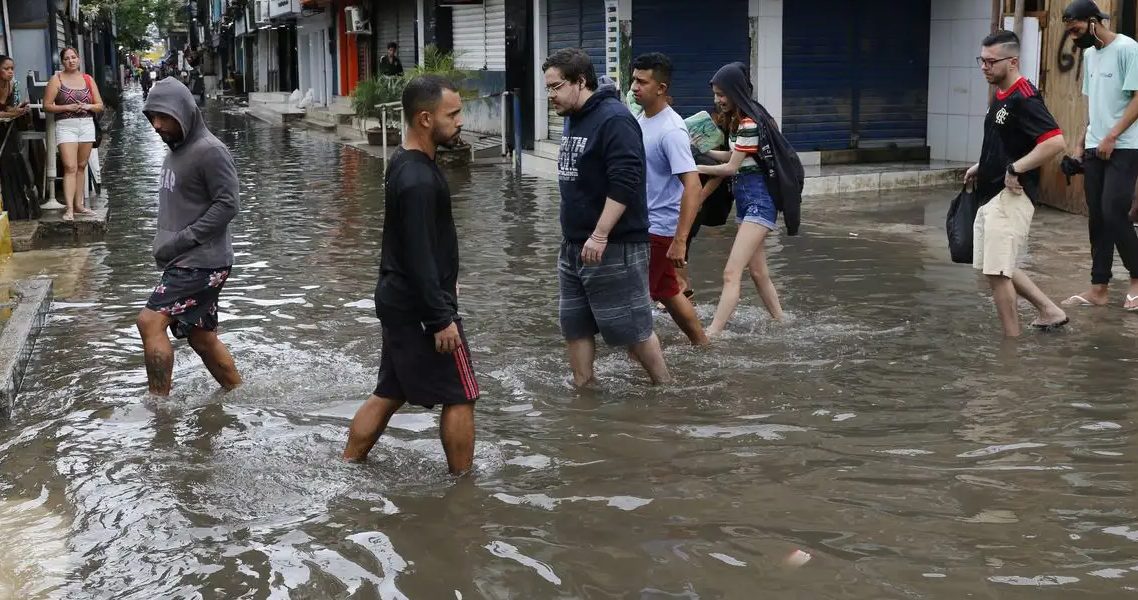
top-left (43, 47), bottom-right (103, 221)
top-left (1060, 0), bottom-right (1138, 311)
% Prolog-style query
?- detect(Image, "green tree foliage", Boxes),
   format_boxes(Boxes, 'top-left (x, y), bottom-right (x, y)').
top-left (80, 0), bottom-right (187, 51)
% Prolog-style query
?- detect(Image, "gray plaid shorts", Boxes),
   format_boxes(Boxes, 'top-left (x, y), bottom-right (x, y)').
top-left (558, 241), bottom-right (654, 347)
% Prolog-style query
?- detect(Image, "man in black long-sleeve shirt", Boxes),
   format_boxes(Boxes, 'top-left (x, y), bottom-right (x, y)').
top-left (543, 48), bottom-right (670, 386)
top-left (343, 75), bottom-right (479, 475)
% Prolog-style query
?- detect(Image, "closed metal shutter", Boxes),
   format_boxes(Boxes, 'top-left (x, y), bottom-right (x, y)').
top-left (630, 0), bottom-right (748, 120)
top-left (453, 0), bottom-right (505, 71)
top-left (783, 0), bottom-right (929, 151)
top-left (546, 0), bottom-right (606, 141)
top-left (855, 0), bottom-right (929, 147)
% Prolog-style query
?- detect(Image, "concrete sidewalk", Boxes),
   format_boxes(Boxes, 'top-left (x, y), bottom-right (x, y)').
top-left (523, 139), bottom-right (969, 195)
top-left (0, 278), bottom-right (52, 410)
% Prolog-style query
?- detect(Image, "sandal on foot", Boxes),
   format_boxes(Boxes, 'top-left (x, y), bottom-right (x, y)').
top-left (76, 207), bottom-right (95, 215)
top-left (61, 212), bottom-right (74, 222)
top-left (1031, 317), bottom-right (1070, 331)
top-left (1125, 294), bottom-right (1138, 312)
top-left (1062, 294), bottom-right (1098, 306)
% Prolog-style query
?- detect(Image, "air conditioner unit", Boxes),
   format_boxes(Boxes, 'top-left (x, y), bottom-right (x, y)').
top-left (344, 6), bottom-right (370, 35)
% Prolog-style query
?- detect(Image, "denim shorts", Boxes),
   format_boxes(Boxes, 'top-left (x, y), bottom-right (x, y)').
top-left (558, 241), bottom-right (654, 347)
top-left (734, 173), bottom-right (777, 231)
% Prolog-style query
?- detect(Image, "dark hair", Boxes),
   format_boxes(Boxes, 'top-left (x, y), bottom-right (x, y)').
top-left (388, 42), bottom-right (398, 50)
top-left (982, 30), bottom-right (1021, 54)
top-left (631, 52), bottom-right (673, 86)
top-left (60, 46), bottom-right (79, 63)
top-left (0, 55), bottom-right (13, 109)
top-left (402, 74), bottom-right (458, 123)
top-left (541, 48), bottom-right (598, 91)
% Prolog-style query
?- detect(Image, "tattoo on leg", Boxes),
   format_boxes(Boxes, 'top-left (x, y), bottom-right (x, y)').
top-left (144, 347), bottom-right (173, 393)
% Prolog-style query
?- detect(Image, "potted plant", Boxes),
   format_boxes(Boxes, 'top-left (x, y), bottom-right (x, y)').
top-left (352, 75), bottom-right (405, 145)
top-left (404, 45), bottom-right (476, 166)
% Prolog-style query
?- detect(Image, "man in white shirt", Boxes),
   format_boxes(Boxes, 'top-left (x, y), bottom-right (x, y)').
top-left (631, 52), bottom-right (708, 345)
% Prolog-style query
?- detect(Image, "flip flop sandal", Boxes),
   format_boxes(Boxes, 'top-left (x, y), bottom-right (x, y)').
top-left (61, 213), bottom-right (74, 222)
top-left (1125, 294), bottom-right (1138, 312)
top-left (1062, 295), bottom-right (1095, 306)
top-left (1031, 317), bottom-right (1070, 331)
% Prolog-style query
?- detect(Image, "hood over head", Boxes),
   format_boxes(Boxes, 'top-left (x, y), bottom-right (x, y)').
top-left (710, 62), bottom-right (774, 125)
top-left (142, 78), bottom-right (204, 148)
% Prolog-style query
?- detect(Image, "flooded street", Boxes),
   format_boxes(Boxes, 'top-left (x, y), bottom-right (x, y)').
top-left (1, 88), bottom-right (1137, 598)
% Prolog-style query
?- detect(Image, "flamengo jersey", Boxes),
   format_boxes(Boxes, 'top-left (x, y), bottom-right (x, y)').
top-left (978, 77), bottom-right (1062, 196)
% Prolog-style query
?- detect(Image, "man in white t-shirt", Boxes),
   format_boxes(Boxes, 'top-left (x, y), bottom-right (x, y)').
top-left (631, 53), bottom-right (708, 345)
top-left (1062, 0), bottom-right (1138, 311)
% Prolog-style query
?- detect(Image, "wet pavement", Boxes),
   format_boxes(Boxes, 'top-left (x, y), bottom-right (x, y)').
top-left (1, 88), bottom-right (1137, 598)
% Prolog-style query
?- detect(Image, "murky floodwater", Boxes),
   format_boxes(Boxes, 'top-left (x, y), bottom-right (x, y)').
top-left (1, 88), bottom-right (1136, 599)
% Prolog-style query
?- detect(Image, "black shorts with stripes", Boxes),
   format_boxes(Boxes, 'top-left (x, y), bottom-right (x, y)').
top-left (373, 319), bottom-right (479, 408)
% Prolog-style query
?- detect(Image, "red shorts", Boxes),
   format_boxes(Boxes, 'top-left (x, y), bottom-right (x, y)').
top-left (648, 234), bottom-right (682, 302)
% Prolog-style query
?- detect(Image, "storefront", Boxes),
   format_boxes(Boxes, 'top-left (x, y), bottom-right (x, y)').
top-left (298, 1), bottom-right (334, 105)
top-left (544, 0), bottom-right (605, 142)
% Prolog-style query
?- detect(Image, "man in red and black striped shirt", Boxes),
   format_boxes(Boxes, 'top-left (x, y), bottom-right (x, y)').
top-left (965, 30), bottom-right (1069, 336)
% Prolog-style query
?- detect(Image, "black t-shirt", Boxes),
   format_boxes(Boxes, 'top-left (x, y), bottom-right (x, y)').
top-left (374, 148), bottom-right (459, 333)
top-left (379, 55), bottom-right (404, 77)
top-left (977, 77), bottom-right (1062, 201)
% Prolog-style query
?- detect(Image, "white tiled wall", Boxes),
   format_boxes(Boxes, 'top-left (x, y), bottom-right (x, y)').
top-left (928, 0), bottom-right (991, 162)
top-left (753, 0), bottom-right (783, 126)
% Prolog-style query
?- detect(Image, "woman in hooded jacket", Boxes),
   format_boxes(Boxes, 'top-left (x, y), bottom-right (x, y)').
top-left (697, 63), bottom-right (790, 332)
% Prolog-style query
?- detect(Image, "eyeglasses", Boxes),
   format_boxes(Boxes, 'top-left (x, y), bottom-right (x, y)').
top-left (546, 80), bottom-right (570, 93)
top-left (976, 56), bottom-right (1014, 68)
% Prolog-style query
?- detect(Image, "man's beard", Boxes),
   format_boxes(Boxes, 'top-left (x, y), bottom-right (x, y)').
top-left (158, 131), bottom-right (183, 144)
top-left (433, 126), bottom-right (462, 147)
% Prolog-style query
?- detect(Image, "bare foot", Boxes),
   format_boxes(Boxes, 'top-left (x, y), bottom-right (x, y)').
top-left (61, 211), bottom-right (74, 222)
top-left (76, 207), bottom-right (95, 215)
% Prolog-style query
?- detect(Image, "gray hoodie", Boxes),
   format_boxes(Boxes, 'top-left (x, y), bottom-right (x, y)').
top-left (143, 78), bottom-right (239, 269)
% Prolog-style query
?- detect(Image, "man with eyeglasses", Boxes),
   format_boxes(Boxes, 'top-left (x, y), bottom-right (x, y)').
top-left (541, 47), bottom-right (671, 386)
top-left (1060, 0), bottom-right (1138, 311)
top-left (964, 30), bottom-right (1069, 336)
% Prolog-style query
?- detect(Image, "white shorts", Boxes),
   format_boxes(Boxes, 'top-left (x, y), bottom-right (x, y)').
top-left (56, 117), bottom-right (96, 145)
top-left (973, 188), bottom-right (1034, 277)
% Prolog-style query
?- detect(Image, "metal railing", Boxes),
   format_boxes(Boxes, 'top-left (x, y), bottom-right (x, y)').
top-left (375, 100), bottom-right (404, 173)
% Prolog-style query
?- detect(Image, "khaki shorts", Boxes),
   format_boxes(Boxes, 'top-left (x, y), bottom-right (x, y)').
top-left (973, 188), bottom-right (1034, 277)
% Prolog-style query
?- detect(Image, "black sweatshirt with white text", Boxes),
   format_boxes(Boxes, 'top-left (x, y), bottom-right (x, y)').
top-left (557, 86), bottom-right (649, 244)
top-left (373, 148), bottom-right (459, 333)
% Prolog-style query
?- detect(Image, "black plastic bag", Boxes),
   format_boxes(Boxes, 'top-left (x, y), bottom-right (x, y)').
top-left (694, 147), bottom-right (733, 227)
top-left (946, 184), bottom-right (978, 264)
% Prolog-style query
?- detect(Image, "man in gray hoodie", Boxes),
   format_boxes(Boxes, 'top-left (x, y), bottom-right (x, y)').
top-left (136, 78), bottom-right (241, 395)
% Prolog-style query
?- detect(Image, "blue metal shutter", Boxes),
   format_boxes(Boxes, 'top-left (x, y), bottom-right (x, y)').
top-left (783, 0), bottom-right (929, 151)
top-left (783, 0), bottom-right (855, 150)
top-left (631, 0), bottom-right (749, 120)
top-left (855, 0), bottom-right (929, 147)
top-left (547, 0), bottom-right (606, 141)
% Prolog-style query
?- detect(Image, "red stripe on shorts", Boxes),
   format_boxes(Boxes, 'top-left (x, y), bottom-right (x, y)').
top-left (453, 345), bottom-right (479, 400)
